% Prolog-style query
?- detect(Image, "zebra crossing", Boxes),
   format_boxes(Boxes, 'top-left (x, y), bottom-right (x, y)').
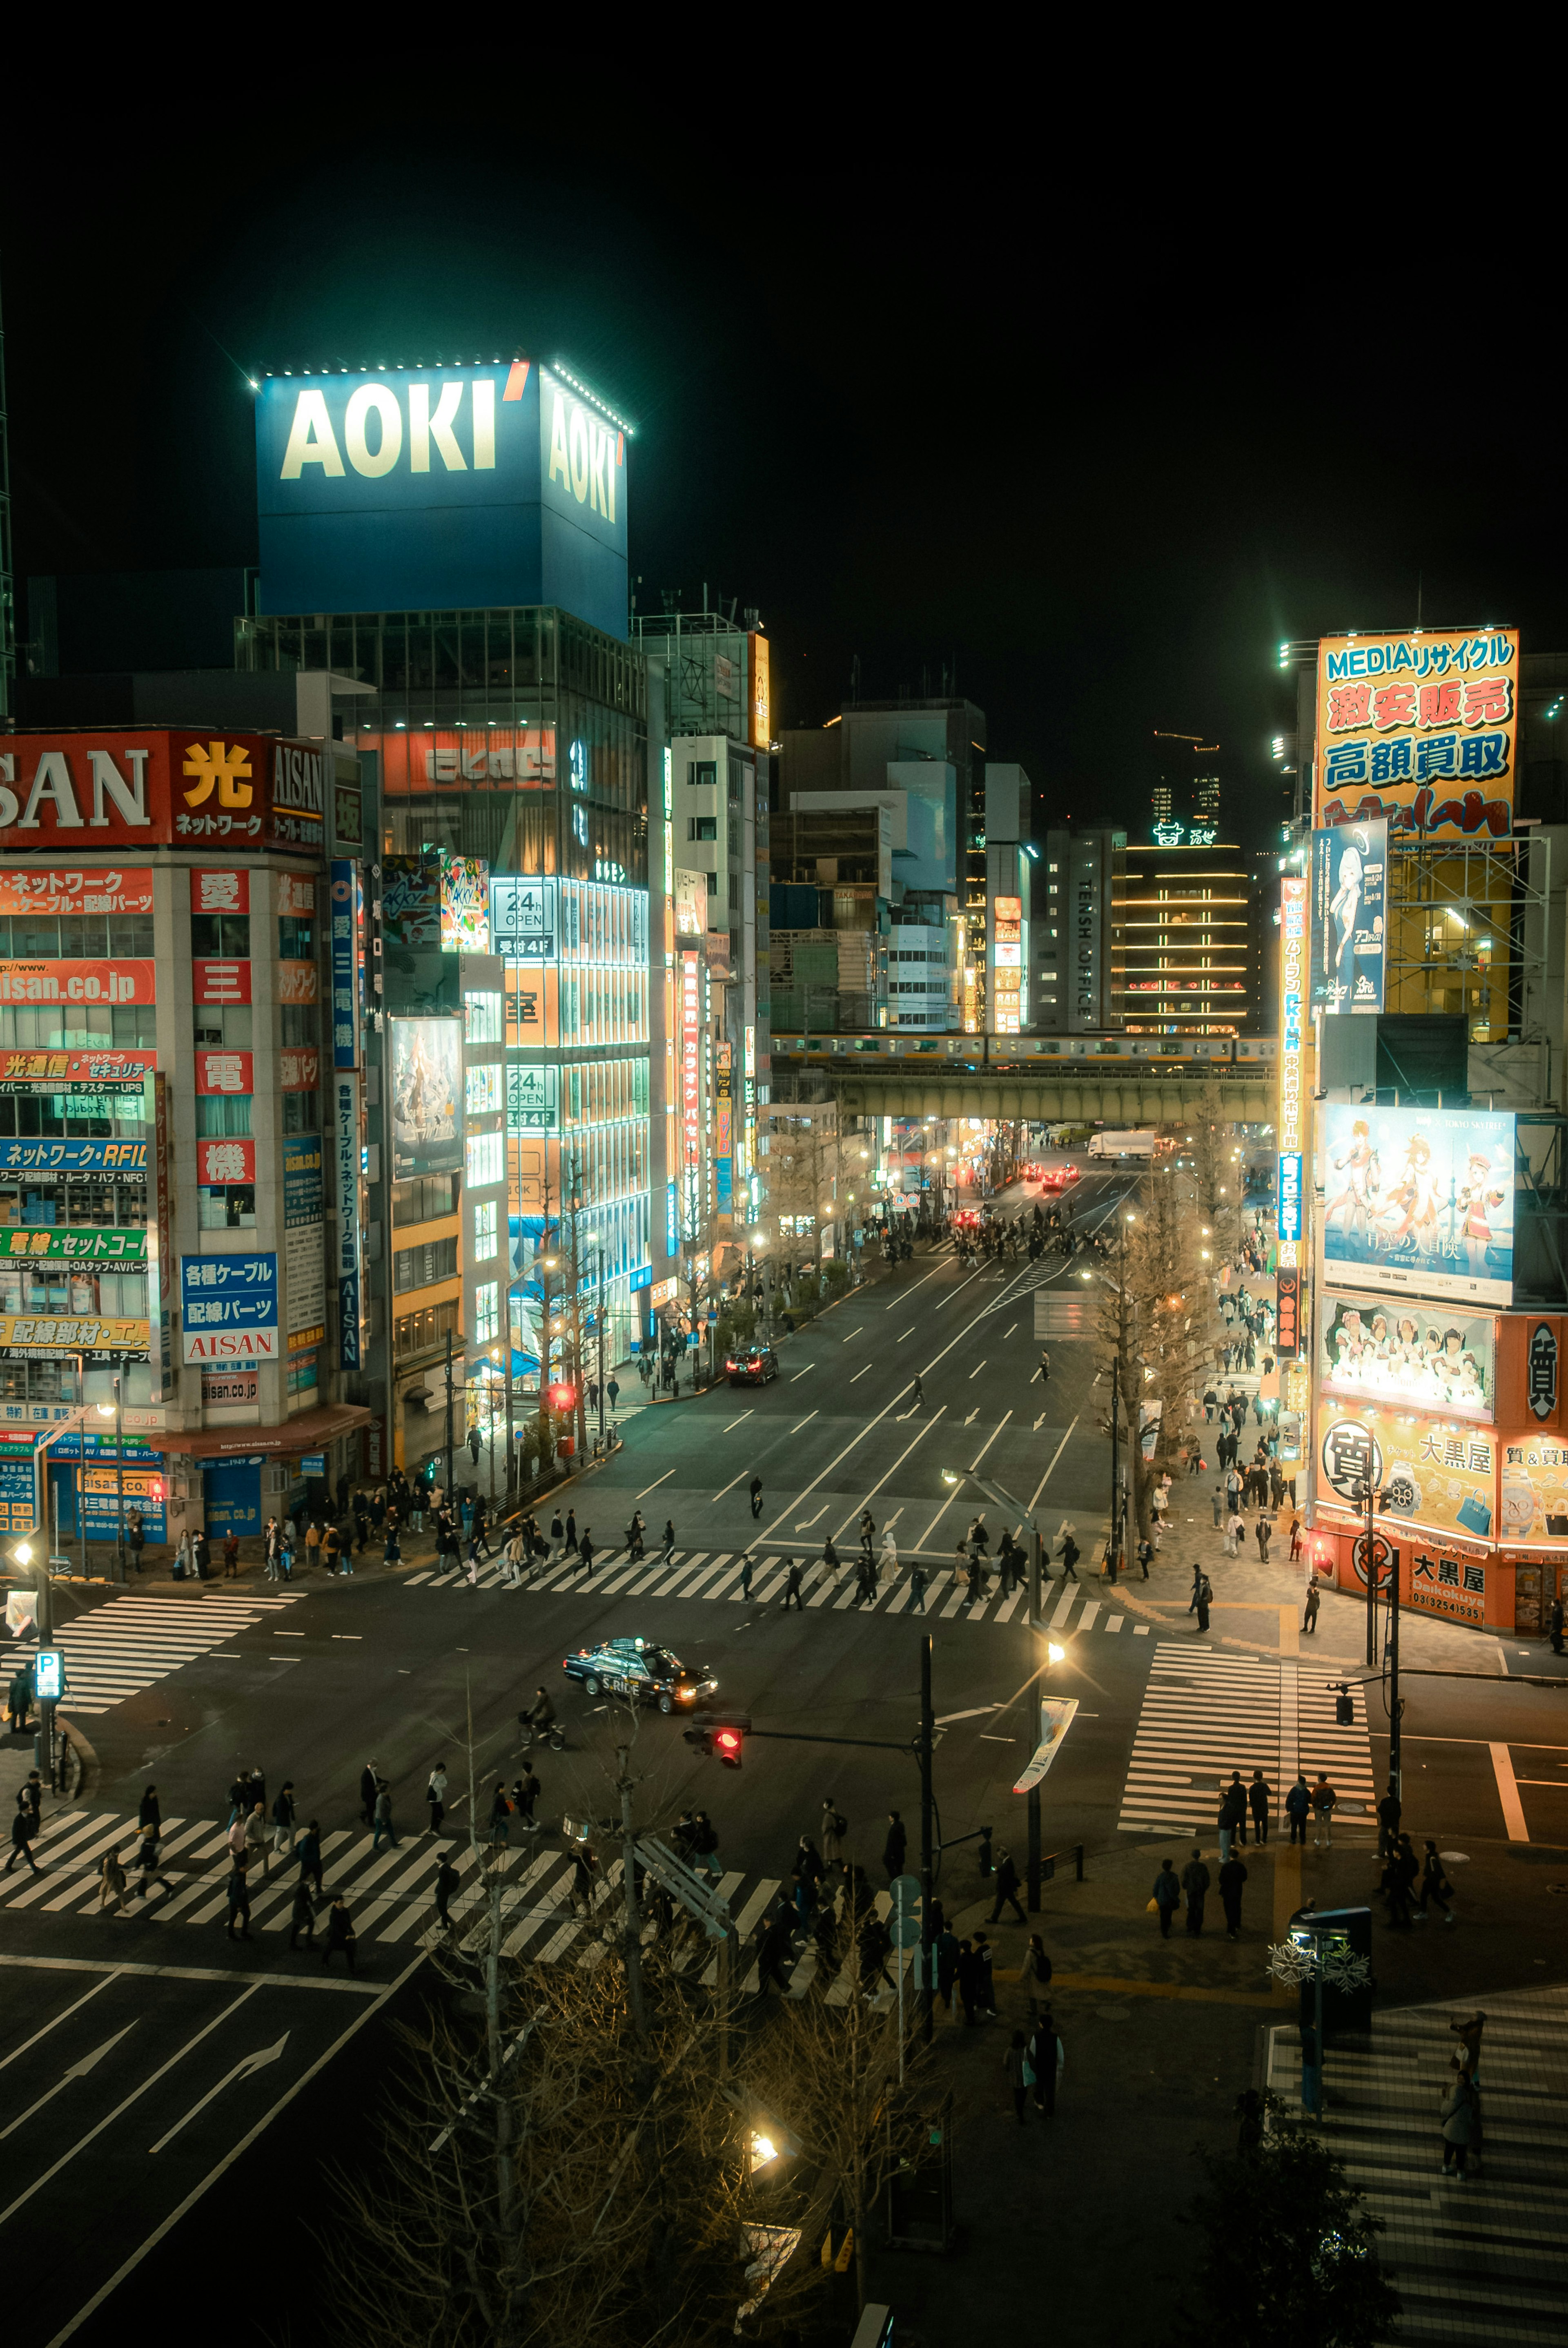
top-left (0, 1808), bottom-right (909, 1999)
top-left (1033, 1291), bottom-right (1097, 1338)
top-left (1, 1592), bottom-right (301, 1715)
top-left (403, 1549), bottom-right (1156, 1635)
top-left (1118, 1640), bottom-right (1376, 1835)
top-left (1265, 1989), bottom-right (1568, 2346)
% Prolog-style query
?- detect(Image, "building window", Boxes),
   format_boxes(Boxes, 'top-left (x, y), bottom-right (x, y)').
top-left (190, 914), bottom-right (251, 957)
top-left (463, 992), bottom-right (503, 1044)
top-left (277, 915), bottom-right (315, 959)
top-left (392, 1173), bottom-right (459, 1227)
top-left (393, 1235), bottom-right (459, 1293)
top-left (195, 1095), bottom-right (253, 1137)
top-left (688, 816), bottom-right (717, 841)
top-left (283, 1091), bottom-right (321, 1135)
top-left (281, 1005), bottom-right (319, 1047)
top-left (474, 1281), bottom-right (499, 1343)
top-left (472, 1199), bottom-right (499, 1262)
top-left (467, 1130), bottom-right (503, 1188)
top-left (286, 1349), bottom-right (318, 1406)
top-left (466, 1063), bottom-right (502, 1115)
top-left (198, 1184), bottom-right (257, 1230)
top-left (393, 1298), bottom-right (462, 1358)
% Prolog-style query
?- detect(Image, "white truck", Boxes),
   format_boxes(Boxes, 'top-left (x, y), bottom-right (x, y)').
top-left (1086, 1129), bottom-right (1162, 1160)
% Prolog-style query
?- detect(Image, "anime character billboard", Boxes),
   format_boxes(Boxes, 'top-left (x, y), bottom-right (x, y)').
top-left (1321, 1103), bottom-right (1514, 1308)
top-left (1318, 1287), bottom-right (1494, 1423)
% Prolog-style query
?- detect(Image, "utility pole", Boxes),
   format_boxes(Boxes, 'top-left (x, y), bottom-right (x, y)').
top-left (1387, 1541), bottom-right (1402, 1803)
top-left (1362, 1474), bottom-right (1377, 1669)
top-left (1109, 1351), bottom-right (1121, 1575)
top-left (918, 1632), bottom-right (935, 2045)
top-left (443, 1327), bottom-right (455, 1508)
top-left (113, 1363), bottom-right (126, 1587)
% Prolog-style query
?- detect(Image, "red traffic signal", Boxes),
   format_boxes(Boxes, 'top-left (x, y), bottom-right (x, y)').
top-left (547, 1382), bottom-right (577, 1413)
top-left (683, 1711), bottom-right (751, 1766)
top-left (714, 1726), bottom-right (743, 1769)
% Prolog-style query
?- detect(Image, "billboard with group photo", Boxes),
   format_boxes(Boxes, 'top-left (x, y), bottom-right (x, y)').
top-left (1319, 1286), bottom-right (1494, 1423)
top-left (1321, 1102), bottom-right (1515, 1308)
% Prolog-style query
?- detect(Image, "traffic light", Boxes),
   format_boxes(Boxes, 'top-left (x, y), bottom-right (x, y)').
top-left (682, 1710), bottom-right (751, 1766)
top-left (1334, 1691), bottom-right (1354, 1726)
top-left (547, 1382), bottom-right (577, 1414)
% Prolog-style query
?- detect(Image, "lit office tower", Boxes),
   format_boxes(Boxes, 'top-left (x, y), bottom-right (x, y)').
top-left (1151, 729), bottom-right (1203, 836)
top-left (1194, 758), bottom-right (1221, 831)
top-left (240, 607), bottom-right (653, 1434)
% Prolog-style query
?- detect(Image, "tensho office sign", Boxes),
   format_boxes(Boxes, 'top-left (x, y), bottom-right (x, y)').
top-left (254, 360), bottom-right (629, 640)
top-left (0, 733), bottom-right (327, 855)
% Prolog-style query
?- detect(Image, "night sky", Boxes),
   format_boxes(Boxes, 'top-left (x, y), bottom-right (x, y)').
top-left (6, 136), bottom-right (1564, 856)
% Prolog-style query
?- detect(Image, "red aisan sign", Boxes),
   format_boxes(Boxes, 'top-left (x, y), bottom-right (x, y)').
top-left (0, 733), bottom-right (327, 856)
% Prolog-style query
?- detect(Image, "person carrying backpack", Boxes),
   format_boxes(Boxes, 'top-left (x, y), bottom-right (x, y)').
top-left (1058, 1530), bottom-right (1080, 1583)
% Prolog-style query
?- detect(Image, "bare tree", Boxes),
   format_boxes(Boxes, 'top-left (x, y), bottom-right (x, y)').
top-left (1096, 1168), bottom-right (1225, 1541)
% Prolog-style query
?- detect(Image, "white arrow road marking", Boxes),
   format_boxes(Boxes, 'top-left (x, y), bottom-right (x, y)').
top-left (149, 2031), bottom-right (290, 2155)
top-left (0, 2023), bottom-right (140, 2143)
top-left (964, 1410), bottom-right (979, 1425)
top-left (1033, 1413), bottom-right (1048, 1431)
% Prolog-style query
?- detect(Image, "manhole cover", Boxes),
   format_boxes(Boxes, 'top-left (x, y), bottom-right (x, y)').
top-left (1096, 2005), bottom-right (1132, 2022)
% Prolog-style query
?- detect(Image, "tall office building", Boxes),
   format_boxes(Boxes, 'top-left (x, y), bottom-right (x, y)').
top-left (1112, 836), bottom-right (1258, 1035)
top-left (1038, 827), bottom-right (1127, 1032)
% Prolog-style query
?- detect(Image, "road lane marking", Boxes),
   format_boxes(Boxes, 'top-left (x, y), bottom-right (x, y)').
top-left (149, 2031), bottom-right (290, 2155)
top-left (851, 1365), bottom-right (871, 1383)
top-left (792, 1414), bottom-right (818, 1432)
top-left (1002, 1323), bottom-right (1018, 1338)
top-left (841, 1328), bottom-right (862, 1344)
top-left (1489, 1741), bottom-right (1530, 1841)
top-left (710, 1472), bottom-right (748, 1503)
top-left (722, 1409), bottom-right (755, 1432)
top-left (637, 1468), bottom-right (675, 1498)
top-left (0, 2022), bottom-right (140, 2141)
top-left (1027, 1415), bottom-right (1080, 1516)
top-left (935, 1706), bottom-right (1000, 1724)
top-left (0, 1973), bottom-right (120, 2074)
top-left (897, 1328), bottom-right (916, 1341)
top-left (832, 1410), bottom-right (948, 1543)
top-left (969, 1361), bottom-right (986, 1379)
top-left (0, 1982), bottom-right (262, 2229)
top-left (790, 1368), bottom-right (812, 1382)
top-left (794, 1509), bottom-right (826, 1530)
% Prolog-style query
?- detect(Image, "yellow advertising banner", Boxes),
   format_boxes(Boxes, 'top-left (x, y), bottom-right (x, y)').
top-left (1316, 1394), bottom-right (1497, 1543)
top-left (0, 1314), bottom-right (149, 1357)
top-left (1498, 1429), bottom-right (1568, 1546)
top-left (1315, 627), bottom-right (1519, 843)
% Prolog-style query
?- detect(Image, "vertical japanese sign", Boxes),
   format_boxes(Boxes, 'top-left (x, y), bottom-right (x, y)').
top-left (330, 859), bottom-right (361, 1070)
top-left (681, 953), bottom-right (700, 1168)
top-left (336, 1072), bottom-right (362, 1369)
top-left (1277, 874), bottom-right (1306, 1273)
top-left (151, 1073), bottom-right (173, 1399)
top-left (1310, 819), bottom-right (1386, 1014)
top-left (1315, 629), bottom-right (1519, 842)
top-left (1276, 1266), bottom-right (1301, 1360)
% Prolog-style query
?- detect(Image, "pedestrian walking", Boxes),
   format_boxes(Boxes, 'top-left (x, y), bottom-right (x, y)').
top-left (1211, 1486), bottom-right (1223, 1528)
top-left (579, 1529), bottom-right (595, 1579)
top-left (426, 1762), bottom-right (448, 1834)
top-left (1136, 1536), bottom-right (1153, 1579)
top-left (244, 1801), bottom-right (270, 1880)
top-left (359, 1761), bottom-right (377, 1827)
top-left (138, 1783), bottom-right (161, 1833)
top-left (547, 1511), bottom-right (565, 1565)
top-left (1218, 1851), bottom-right (1248, 1938)
top-left (1303, 1576), bottom-right (1321, 1634)
top-left (488, 1781), bottom-right (512, 1851)
top-left (226, 1856), bottom-right (253, 1941)
top-left (98, 1847), bottom-right (127, 1912)
top-left (372, 1779), bottom-right (399, 1850)
top-left (1377, 1785), bottom-right (1403, 1860)
top-left (782, 1559), bottom-right (804, 1611)
top-left (1440, 2068), bottom-right (1478, 2179)
top-left (1418, 1840), bottom-right (1456, 1925)
top-left (1058, 1530), bottom-right (1080, 1582)
top-left (297, 1820), bottom-right (324, 1898)
top-left (269, 1781), bottom-right (296, 1861)
top-left (1248, 1770), bottom-right (1271, 1844)
top-left (739, 1552), bottom-right (755, 1600)
top-left (434, 1856), bottom-right (461, 1932)
top-left (1151, 1858), bottom-right (1181, 1936)
top-left (288, 1874), bottom-right (318, 1948)
top-left (129, 1821), bottom-right (173, 1899)
top-left (1551, 1594), bottom-right (1565, 1656)
top-left (821, 1797), bottom-right (846, 1865)
top-left (659, 1519), bottom-right (676, 1565)
top-left (1038, 1350), bottom-right (1051, 1385)
top-left (749, 1475), bottom-right (764, 1521)
top-left (1181, 1847), bottom-right (1210, 1935)
top-left (912, 1372), bottom-right (924, 1406)
top-left (322, 1894), bottom-right (357, 1971)
top-left (1027, 2010), bottom-right (1063, 2115)
top-left (564, 1508), bottom-right (578, 1556)
top-left (1311, 1773), bottom-right (1337, 1848)
top-left (1021, 1932), bottom-right (1053, 2020)
top-left (1189, 1574), bottom-right (1212, 1635)
top-left (5, 1797), bottom-right (40, 1877)
top-left (989, 1847), bottom-right (1026, 1924)
top-left (1285, 1775), bottom-right (1310, 1846)
top-left (694, 1811), bottom-right (722, 1882)
top-left (1004, 2030), bottom-right (1030, 2123)
top-left (514, 1767), bottom-right (541, 1835)
top-left (883, 1810), bottom-right (906, 1882)
top-left (1218, 1773), bottom-right (1245, 1861)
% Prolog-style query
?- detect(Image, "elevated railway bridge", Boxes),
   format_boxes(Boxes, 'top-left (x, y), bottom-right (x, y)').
top-left (768, 1032), bottom-right (1278, 1124)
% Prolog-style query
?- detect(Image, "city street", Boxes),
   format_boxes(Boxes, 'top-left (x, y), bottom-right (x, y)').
top-left (2, 1184), bottom-right (1566, 2345)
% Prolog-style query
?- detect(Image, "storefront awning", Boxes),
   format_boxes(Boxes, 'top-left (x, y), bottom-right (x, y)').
top-left (158, 1403), bottom-right (371, 1459)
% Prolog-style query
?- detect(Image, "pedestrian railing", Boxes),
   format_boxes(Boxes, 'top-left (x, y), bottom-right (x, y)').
top-left (1039, 1844), bottom-right (1085, 1883)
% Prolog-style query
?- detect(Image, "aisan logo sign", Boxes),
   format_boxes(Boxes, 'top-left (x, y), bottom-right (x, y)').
top-left (0, 733), bottom-right (325, 856)
top-left (255, 360), bottom-right (630, 640)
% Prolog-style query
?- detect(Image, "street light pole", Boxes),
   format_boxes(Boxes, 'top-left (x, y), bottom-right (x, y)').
top-left (114, 1365), bottom-right (126, 1588)
top-left (919, 1631), bottom-right (935, 2045)
top-left (443, 1326), bottom-right (455, 1508)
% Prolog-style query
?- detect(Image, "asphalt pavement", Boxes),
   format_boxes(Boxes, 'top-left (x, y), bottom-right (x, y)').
top-left (2, 1168), bottom-right (1565, 2346)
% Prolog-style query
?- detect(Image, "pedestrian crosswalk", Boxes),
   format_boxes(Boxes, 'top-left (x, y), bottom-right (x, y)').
top-left (402, 1549), bottom-right (1156, 1635)
top-left (0, 1592), bottom-right (300, 1716)
top-left (1033, 1291), bottom-right (1096, 1337)
top-left (0, 1807), bottom-right (913, 2000)
top-left (1118, 1640), bottom-right (1376, 1835)
top-left (1265, 1989), bottom-right (1568, 2346)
